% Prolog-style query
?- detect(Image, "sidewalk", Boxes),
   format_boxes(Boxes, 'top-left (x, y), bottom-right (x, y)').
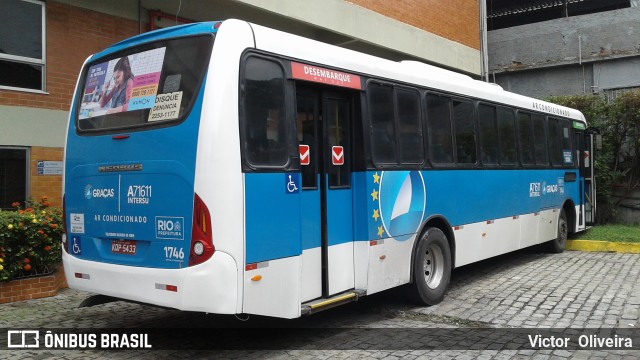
top-left (567, 239), bottom-right (640, 254)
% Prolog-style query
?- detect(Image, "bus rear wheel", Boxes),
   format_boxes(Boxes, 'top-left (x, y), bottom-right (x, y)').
top-left (548, 209), bottom-right (568, 253)
top-left (408, 227), bottom-right (451, 305)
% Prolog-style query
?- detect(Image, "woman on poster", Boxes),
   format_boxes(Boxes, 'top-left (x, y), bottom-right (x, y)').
top-left (100, 56), bottom-right (134, 114)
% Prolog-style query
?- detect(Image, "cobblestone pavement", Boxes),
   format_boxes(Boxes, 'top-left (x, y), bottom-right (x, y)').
top-left (1, 249), bottom-right (640, 359)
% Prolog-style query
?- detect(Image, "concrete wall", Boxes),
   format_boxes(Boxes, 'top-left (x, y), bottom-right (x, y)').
top-left (594, 57), bottom-right (640, 91)
top-left (613, 187), bottom-right (640, 225)
top-left (493, 64), bottom-right (594, 99)
top-left (489, 6), bottom-right (640, 73)
top-left (488, 6), bottom-right (640, 98)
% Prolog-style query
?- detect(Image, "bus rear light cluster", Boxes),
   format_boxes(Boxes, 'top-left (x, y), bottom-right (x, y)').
top-left (155, 283), bottom-right (178, 292)
top-left (193, 241), bottom-right (205, 256)
top-left (188, 193), bottom-right (214, 267)
top-left (75, 272), bottom-right (90, 280)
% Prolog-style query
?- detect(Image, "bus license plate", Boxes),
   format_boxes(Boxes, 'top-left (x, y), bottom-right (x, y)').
top-left (111, 240), bottom-right (136, 255)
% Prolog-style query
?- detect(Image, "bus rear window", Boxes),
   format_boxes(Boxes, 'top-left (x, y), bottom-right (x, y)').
top-left (76, 35), bottom-right (213, 133)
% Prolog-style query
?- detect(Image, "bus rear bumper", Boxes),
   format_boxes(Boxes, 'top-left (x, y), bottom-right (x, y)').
top-left (62, 250), bottom-right (238, 314)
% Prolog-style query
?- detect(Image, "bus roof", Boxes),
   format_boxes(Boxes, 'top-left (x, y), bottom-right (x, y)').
top-left (83, 18), bottom-right (587, 124)
top-left (245, 21), bottom-right (586, 124)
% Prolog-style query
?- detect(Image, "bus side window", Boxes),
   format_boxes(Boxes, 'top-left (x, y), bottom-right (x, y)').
top-left (478, 104), bottom-right (499, 165)
top-left (517, 112), bottom-right (534, 165)
top-left (452, 99), bottom-right (476, 164)
top-left (560, 119), bottom-right (574, 167)
top-left (426, 94), bottom-right (454, 164)
top-left (396, 88), bottom-right (424, 164)
top-left (532, 114), bottom-right (549, 166)
top-left (368, 83), bottom-right (397, 165)
top-left (547, 117), bottom-right (563, 166)
top-left (242, 57), bottom-right (288, 168)
top-left (497, 107), bottom-right (517, 165)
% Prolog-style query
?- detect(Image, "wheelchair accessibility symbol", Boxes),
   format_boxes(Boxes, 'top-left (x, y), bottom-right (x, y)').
top-left (72, 236), bottom-right (81, 255)
top-left (285, 173), bottom-right (300, 194)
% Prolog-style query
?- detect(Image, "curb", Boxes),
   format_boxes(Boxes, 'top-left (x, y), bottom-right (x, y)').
top-left (566, 239), bottom-right (640, 254)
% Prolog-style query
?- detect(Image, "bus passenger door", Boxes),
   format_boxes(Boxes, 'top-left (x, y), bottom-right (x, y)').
top-left (580, 132), bottom-right (597, 225)
top-left (297, 88), bottom-right (355, 302)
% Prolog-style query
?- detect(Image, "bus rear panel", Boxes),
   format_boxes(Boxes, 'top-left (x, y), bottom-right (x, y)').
top-left (62, 23), bottom-right (238, 312)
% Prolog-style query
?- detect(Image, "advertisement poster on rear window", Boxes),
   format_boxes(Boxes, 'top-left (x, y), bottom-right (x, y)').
top-left (79, 47), bottom-right (166, 119)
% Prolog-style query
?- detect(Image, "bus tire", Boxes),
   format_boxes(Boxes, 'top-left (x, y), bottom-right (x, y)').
top-left (408, 227), bottom-right (451, 305)
top-left (548, 209), bottom-right (568, 253)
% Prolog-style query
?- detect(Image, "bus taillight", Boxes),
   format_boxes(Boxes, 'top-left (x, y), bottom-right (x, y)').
top-left (189, 193), bottom-right (214, 266)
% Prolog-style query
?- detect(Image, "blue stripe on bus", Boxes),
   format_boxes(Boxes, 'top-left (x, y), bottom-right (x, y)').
top-left (325, 181), bottom-right (354, 247)
top-left (245, 173), bottom-right (302, 264)
top-left (358, 169), bottom-right (579, 241)
top-left (246, 169), bottom-right (580, 264)
top-left (300, 176), bottom-right (321, 251)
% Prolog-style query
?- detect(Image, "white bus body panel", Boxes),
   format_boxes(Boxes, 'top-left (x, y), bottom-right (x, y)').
top-left (539, 208), bottom-right (560, 244)
top-left (301, 247), bottom-right (322, 303)
top-left (354, 240), bottom-right (369, 290)
top-left (243, 256), bottom-right (302, 319)
top-left (63, 250), bottom-right (237, 313)
top-left (327, 242), bottom-right (355, 295)
top-left (454, 210), bottom-right (560, 267)
top-left (195, 20), bottom-right (254, 315)
top-left (366, 235), bottom-right (415, 295)
top-left (519, 213), bottom-right (541, 249)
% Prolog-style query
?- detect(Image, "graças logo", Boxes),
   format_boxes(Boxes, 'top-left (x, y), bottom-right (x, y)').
top-left (84, 184), bottom-right (115, 199)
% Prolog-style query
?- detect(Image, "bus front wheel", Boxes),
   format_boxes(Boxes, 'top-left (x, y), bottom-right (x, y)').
top-left (548, 209), bottom-right (568, 253)
top-left (409, 227), bottom-right (452, 305)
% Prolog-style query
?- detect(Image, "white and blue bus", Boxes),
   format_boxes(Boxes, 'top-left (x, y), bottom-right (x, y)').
top-left (63, 20), bottom-right (596, 319)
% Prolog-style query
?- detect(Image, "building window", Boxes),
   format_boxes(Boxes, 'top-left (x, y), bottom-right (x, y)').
top-left (0, 148), bottom-right (28, 210)
top-left (0, 0), bottom-right (46, 92)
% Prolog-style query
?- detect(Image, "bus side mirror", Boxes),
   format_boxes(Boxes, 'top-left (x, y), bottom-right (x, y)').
top-left (595, 134), bottom-right (603, 151)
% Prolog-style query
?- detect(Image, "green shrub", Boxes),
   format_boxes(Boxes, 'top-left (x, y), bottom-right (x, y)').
top-left (0, 197), bottom-right (62, 281)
